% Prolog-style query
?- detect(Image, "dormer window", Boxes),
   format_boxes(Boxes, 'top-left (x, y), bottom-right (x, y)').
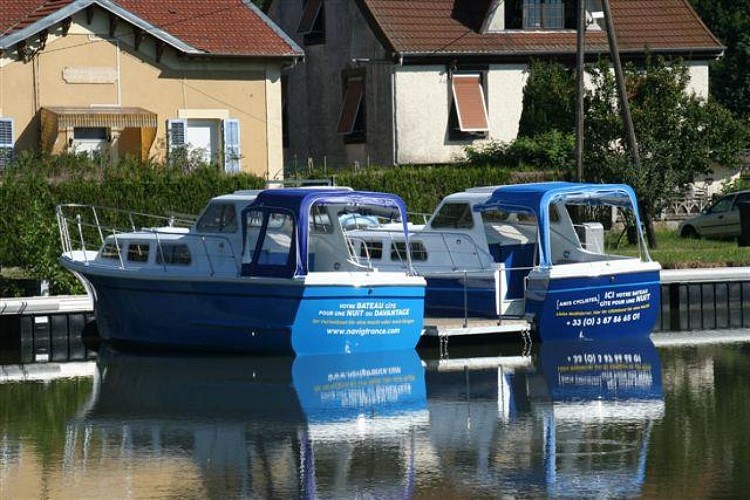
top-left (503, 0), bottom-right (582, 30)
top-left (523, 0), bottom-right (564, 29)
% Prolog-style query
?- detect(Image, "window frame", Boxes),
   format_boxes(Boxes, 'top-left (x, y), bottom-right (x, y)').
top-left (448, 71), bottom-right (489, 141)
top-left (0, 118), bottom-right (15, 170)
top-left (338, 73), bottom-right (366, 144)
top-left (298, 0), bottom-right (325, 46)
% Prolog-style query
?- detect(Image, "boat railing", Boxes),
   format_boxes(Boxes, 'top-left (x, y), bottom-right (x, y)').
top-left (342, 230), bottom-right (407, 273)
top-left (57, 204), bottom-right (241, 276)
top-left (355, 228), bottom-right (497, 272)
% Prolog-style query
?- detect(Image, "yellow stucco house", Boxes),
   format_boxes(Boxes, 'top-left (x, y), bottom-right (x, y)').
top-left (0, 0), bottom-right (303, 178)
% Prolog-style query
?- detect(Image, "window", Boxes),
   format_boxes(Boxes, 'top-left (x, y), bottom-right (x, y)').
top-left (257, 212), bottom-right (294, 266)
top-left (505, 0), bottom-right (575, 30)
top-left (390, 241), bottom-right (428, 262)
top-left (338, 76), bottom-right (366, 143)
top-left (100, 241), bottom-right (121, 259)
top-left (709, 196), bottom-right (733, 214)
top-left (523, 0), bottom-right (564, 29)
top-left (298, 0), bottom-right (325, 45)
top-left (0, 118), bottom-right (14, 170)
top-left (243, 210), bottom-right (264, 264)
top-left (310, 205), bottom-right (333, 234)
top-left (449, 74), bottom-right (489, 140)
top-left (127, 243), bottom-right (150, 262)
top-left (360, 240), bottom-right (383, 259)
top-left (733, 193), bottom-right (750, 209)
top-left (431, 203), bottom-right (475, 229)
top-left (167, 118), bottom-right (240, 172)
top-left (156, 243), bottom-right (192, 265)
top-left (197, 203), bottom-right (238, 233)
top-left (74, 127), bottom-right (108, 140)
top-left (223, 119), bottom-right (240, 173)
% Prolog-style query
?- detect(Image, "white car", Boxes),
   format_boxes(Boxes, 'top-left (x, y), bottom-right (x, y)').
top-left (678, 190), bottom-right (750, 238)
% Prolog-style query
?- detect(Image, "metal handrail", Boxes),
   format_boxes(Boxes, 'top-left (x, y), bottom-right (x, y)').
top-left (57, 204), bottom-right (240, 276)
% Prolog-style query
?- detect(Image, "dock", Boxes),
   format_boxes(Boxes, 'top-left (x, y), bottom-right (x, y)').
top-left (422, 316), bottom-right (531, 339)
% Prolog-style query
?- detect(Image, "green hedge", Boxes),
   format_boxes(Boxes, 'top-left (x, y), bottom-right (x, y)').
top-left (0, 154), bottom-right (555, 295)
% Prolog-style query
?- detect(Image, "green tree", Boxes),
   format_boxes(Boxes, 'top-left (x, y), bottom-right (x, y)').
top-left (518, 59), bottom-right (576, 138)
top-left (689, 0), bottom-right (750, 119)
top-left (584, 57), bottom-right (748, 248)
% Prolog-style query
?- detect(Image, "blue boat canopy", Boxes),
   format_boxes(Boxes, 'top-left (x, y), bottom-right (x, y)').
top-left (473, 182), bottom-right (646, 268)
top-left (241, 189), bottom-right (411, 277)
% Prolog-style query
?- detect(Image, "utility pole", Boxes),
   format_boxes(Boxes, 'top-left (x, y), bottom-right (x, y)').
top-left (574, 0), bottom-right (587, 182)
top-left (601, 0), bottom-right (640, 166)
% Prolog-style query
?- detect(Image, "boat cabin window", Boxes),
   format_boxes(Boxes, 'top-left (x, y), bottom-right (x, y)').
top-left (127, 243), bottom-right (150, 263)
top-left (243, 210), bottom-right (264, 264)
top-left (482, 208), bottom-right (539, 245)
top-left (431, 203), bottom-right (474, 229)
top-left (100, 241), bottom-right (121, 259)
top-left (196, 202), bottom-right (238, 233)
top-left (310, 205), bottom-right (333, 234)
top-left (156, 243), bottom-right (192, 265)
top-left (391, 241), bottom-right (428, 261)
top-left (258, 213), bottom-right (294, 265)
top-left (359, 240), bottom-right (383, 259)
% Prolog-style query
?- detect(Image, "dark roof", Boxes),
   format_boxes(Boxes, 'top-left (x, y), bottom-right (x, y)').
top-left (1, 0), bottom-right (303, 57)
top-left (359, 0), bottom-right (723, 59)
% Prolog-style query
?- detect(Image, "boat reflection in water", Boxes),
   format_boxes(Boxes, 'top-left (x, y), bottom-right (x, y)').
top-left (65, 335), bottom-right (662, 497)
top-left (71, 347), bottom-right (427, 498)
top-left (424, 337), bottom-right (663, 497)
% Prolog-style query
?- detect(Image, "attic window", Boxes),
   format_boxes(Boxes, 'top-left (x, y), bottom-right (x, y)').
top-left (523, 0), bottom-right (565, 29)
top-left (298, 0), bottom-right (325, 45)
top-left (451, 74), bottom-right (489, 133)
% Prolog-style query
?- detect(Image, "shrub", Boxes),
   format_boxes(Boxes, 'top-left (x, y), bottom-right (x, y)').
top-left (463, 130), bottom-right (575, 172)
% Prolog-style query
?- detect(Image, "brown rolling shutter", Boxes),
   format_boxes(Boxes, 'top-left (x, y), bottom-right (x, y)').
top-left (337, 78), bottom-right (364, 134)
top-left (298, 0), bottom-right (323, 34)
top-left (451, 74), bottom-right (489, 132)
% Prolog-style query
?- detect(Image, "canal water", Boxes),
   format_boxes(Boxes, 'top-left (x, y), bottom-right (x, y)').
top-left (2, 333), bottom-right (750, 498)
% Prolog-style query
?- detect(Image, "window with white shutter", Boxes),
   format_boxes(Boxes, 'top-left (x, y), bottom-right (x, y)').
top-left (0, 118), bottom-right (14, 170)
top-left (223, 119), bottom-right (241, 173)
top-left (167, 119), bottom-right (187, 165)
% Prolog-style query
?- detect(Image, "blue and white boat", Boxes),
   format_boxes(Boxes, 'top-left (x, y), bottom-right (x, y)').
top-left (345, 182), bottom-right (661, 341)
top-left (57, 188), bottom-right (426, 355)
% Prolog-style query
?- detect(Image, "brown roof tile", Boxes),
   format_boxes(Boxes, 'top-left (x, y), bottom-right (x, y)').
top-left (1, 0), bottom-right (302, 57)
top-left (361, 0), bottom-right (722, 57)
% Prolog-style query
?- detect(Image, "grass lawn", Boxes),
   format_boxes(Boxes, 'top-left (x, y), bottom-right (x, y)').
top-left (609, 229), bottom-right (750, 269)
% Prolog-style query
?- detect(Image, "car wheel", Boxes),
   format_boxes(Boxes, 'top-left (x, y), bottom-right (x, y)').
top-left (681, 225), bottom-right (699, 239)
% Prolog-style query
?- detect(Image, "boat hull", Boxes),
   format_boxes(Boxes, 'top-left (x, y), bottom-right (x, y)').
top-left (525, 268), bottom-right (661, 342)
top-left (79, 272), bottom-right (425, 355)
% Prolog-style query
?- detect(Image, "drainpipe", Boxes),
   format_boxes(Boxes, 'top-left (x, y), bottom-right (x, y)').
top-left (391, 53), bottom-right (402, 166)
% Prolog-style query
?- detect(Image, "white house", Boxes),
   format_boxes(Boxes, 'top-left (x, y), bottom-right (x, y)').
top-left (268, 0), bottom-right (723, 169)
